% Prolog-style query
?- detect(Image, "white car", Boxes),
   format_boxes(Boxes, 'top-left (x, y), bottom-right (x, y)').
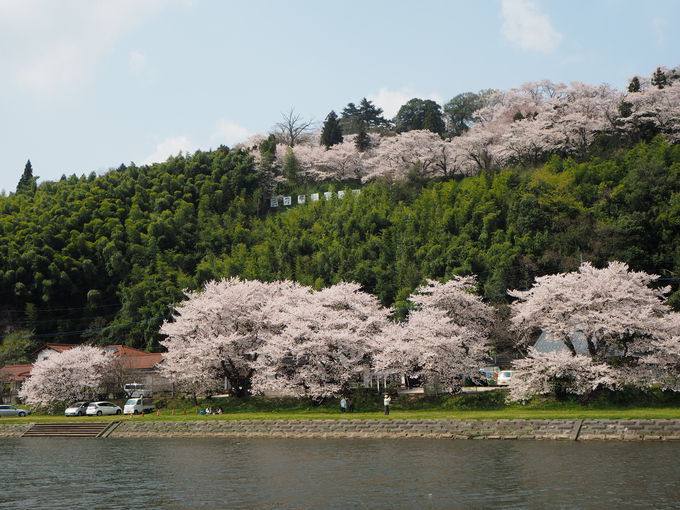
top-left (497, 370), bottom-right (514, 386)
top-left (85, 401), bottom-right (122, 416)
top-left (64, 402), bottom-right (90, 416)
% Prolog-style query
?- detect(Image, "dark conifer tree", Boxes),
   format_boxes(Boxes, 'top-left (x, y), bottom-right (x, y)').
top-left (282, 146), bottom-right (302, 184)
top-left (355, 123), bottom-right (371, 152)
top-left (320, 111), bottom-right (343, 149)
top-left (16, 159), bottom-right (37, 195)
top-left (628, 76), bottom-right (641, 93)
top-left (651, 67), bottom-right (667, 89)
top-left (358, 98), bottom-right (388, 129)
top-left (423, 102), bottom-right (445, 135)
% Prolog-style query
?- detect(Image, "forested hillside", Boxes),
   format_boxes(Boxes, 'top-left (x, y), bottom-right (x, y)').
top-left (2, 64), bottom-right (680, 358)
top-left (1, 137), bottom-right (679, 356)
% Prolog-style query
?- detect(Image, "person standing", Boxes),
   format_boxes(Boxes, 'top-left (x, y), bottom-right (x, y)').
top-left (348, 398), bottom-right (354, 413)
top-left (340, 397), bottom-right (347, 413)
top-left (383, 394), bottom-right (391, 415)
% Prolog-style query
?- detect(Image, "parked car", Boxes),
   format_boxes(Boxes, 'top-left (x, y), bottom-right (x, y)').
top-left (0, 405), bottom-right (30, 417)
top-left (123, 397), bottom-right (155, 415)
top-left (85, 402), bottom-right (122, 416)
top-left (479, 366), bottom-right (499, 386)
top-left (498, 370), bottom-right (514, 386)
top-left (64, 402), bottom-right (90, 417)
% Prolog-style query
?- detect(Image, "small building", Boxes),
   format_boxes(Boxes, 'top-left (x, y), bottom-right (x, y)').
top-left (101, 345), bottom-right (171, 396)
top-left (0, 364), bottom-right (32, 404)
top-left (35, 343), bottom-right (76, 362)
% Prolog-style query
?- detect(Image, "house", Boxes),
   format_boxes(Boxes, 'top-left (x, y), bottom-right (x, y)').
top-left (35, 343), bottom-right (76, 362)
top-left (100, 345), bottom-right (171, 396)
top-left (0, 364), bottom-right (32, 404)
top-left (1, 343), bottom-right (171, 402)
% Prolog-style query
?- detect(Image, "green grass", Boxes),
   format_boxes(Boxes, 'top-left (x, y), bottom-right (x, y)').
top-left (4, 388), bottom-right (680, 424)
top-left (3, 406), bottom-right (680, 424)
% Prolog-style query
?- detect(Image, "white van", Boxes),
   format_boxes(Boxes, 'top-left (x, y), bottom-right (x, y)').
top-left (497, 370), bottom-right (514, 386)
top-left (123, 397), bottom-right (155, 415)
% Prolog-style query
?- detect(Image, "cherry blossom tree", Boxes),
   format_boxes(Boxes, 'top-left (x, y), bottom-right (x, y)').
top-left (159, 278), bottom-right (306, 398)
top-left (252, 282), bottom-right (390, 399)
top-left (637, 329), bottom-right (680, 391)
top-left (509, 261), bottom-right (680, 395)
top-left (374, 277), bottom-right (495, 393)
top-left (510, 262), bottom-right (673, 360)
top-left (19, 346), bottom-right (115, 410)
top-left (508, 347), bottom-right (617, 402)
top-left (619, 80), bottom-right (680, 142)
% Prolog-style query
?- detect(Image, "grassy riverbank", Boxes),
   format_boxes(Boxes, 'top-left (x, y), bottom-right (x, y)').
top-left (3, 407), bottom-right (680, 424)
top-left (4, 389), bottom-right (680, 423)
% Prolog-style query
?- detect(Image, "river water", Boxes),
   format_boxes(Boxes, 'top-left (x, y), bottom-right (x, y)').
top-left (1, 438), bottom-right (678, 509)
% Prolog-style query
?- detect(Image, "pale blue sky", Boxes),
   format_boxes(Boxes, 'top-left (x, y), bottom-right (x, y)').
top-left (1, 0), bottom-right (678, 193)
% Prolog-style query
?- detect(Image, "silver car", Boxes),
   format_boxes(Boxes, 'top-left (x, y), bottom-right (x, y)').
top-left (85, 401), bottom-right (122, 416)
top-left (64, 402), bottom-right (90, 416)
top-left (0, 405), bottom-right (31, 417)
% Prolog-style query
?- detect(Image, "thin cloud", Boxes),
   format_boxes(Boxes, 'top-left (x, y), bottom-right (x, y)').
top-left (142, 135), bottom-right (198, 165)
top-left (210, 120), bottom-right (253, 147)
top-left (501, 0), bottom-right (562, 54)
top-left (0, 0), bottom-right (168, 95)
top-left (368, 88), bottom-right (443, 119)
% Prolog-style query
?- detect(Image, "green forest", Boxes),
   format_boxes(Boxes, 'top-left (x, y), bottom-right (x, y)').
top-left (1, 137), bottom-right (679, 358)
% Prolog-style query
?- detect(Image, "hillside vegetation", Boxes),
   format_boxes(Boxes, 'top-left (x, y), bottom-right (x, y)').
top-left (0, 137), bottom-right (678, 355)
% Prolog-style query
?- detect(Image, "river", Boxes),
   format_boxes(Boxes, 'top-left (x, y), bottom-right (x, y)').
top-left (1, 438), bottom-right (678, 509)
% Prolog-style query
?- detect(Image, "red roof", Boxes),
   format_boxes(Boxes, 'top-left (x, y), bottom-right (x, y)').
top-left (103, 345), bottom-right (164, 370)
top-left (35, 343), bottom-right (77, 354)
top-left (121, 353), bottom-right (164, 370)
top-left (0, 364), bottom-right (33, 382)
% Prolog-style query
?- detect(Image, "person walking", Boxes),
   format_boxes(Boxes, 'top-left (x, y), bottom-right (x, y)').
top-left (340, 397), bottom-right (347, 413)
top-left (383, 394), bottom-right (391, 415)
top-left (347, 398), bottom-right (354, 413)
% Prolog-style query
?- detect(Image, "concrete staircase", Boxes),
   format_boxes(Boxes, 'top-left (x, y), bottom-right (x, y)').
top-left (22, 422), bottom-right (121, 438)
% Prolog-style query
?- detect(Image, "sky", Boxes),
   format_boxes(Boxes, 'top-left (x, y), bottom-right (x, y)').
top-left (0, 0), bottom-right (678, 193)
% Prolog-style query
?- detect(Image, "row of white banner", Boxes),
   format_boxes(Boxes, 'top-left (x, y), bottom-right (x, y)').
top-left (270, 189), bottom-right (361, 207)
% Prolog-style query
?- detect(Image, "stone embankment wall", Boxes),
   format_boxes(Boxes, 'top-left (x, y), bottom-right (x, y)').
top-left (109, 419), bottom-right (680, 440)
top-left (3, 419), bottom-right (680, 440)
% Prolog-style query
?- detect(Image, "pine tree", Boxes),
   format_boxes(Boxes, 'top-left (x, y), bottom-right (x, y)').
top-left (16, 159), bottom-right (37, 195)
top-left (355, 123), bottom-right (371, 152)
top-left (358, 98), bottom-right (387, 129)
top-left (651, 67), bottom-right (667, 89)
top-left (628, 76), bottom-right (641, 93)
top-left (320, 111), bottom-right (344, 149)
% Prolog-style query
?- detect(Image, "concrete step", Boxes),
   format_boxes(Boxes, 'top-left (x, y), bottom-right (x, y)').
top-left (22, 422), bottom-right (119, 438)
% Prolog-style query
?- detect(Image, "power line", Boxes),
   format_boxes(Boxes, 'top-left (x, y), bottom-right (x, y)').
top-left (0, 315), bottom-right (170, 341)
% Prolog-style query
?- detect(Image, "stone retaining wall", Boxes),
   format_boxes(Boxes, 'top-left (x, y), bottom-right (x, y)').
top-left (109, 419), bottom-right (680, 440)
top-left (3, 419), bottom-right (680, 440)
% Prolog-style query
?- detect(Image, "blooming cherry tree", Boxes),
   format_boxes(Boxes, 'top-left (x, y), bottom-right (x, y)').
top-left (510, 261), bottom-right (673, 360)
top-left (19, 346), bottom-right (115, 409)
top-left (374, 277), bottom-right (495, 392)
top-left (509, 261), bottom-right (680, 395)
top-left (509, 347), bottom-right (617, 402)
top-left (253, 282), bottom-right (390, 398)
top-left (160, 278), bottom-right (306, 397)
